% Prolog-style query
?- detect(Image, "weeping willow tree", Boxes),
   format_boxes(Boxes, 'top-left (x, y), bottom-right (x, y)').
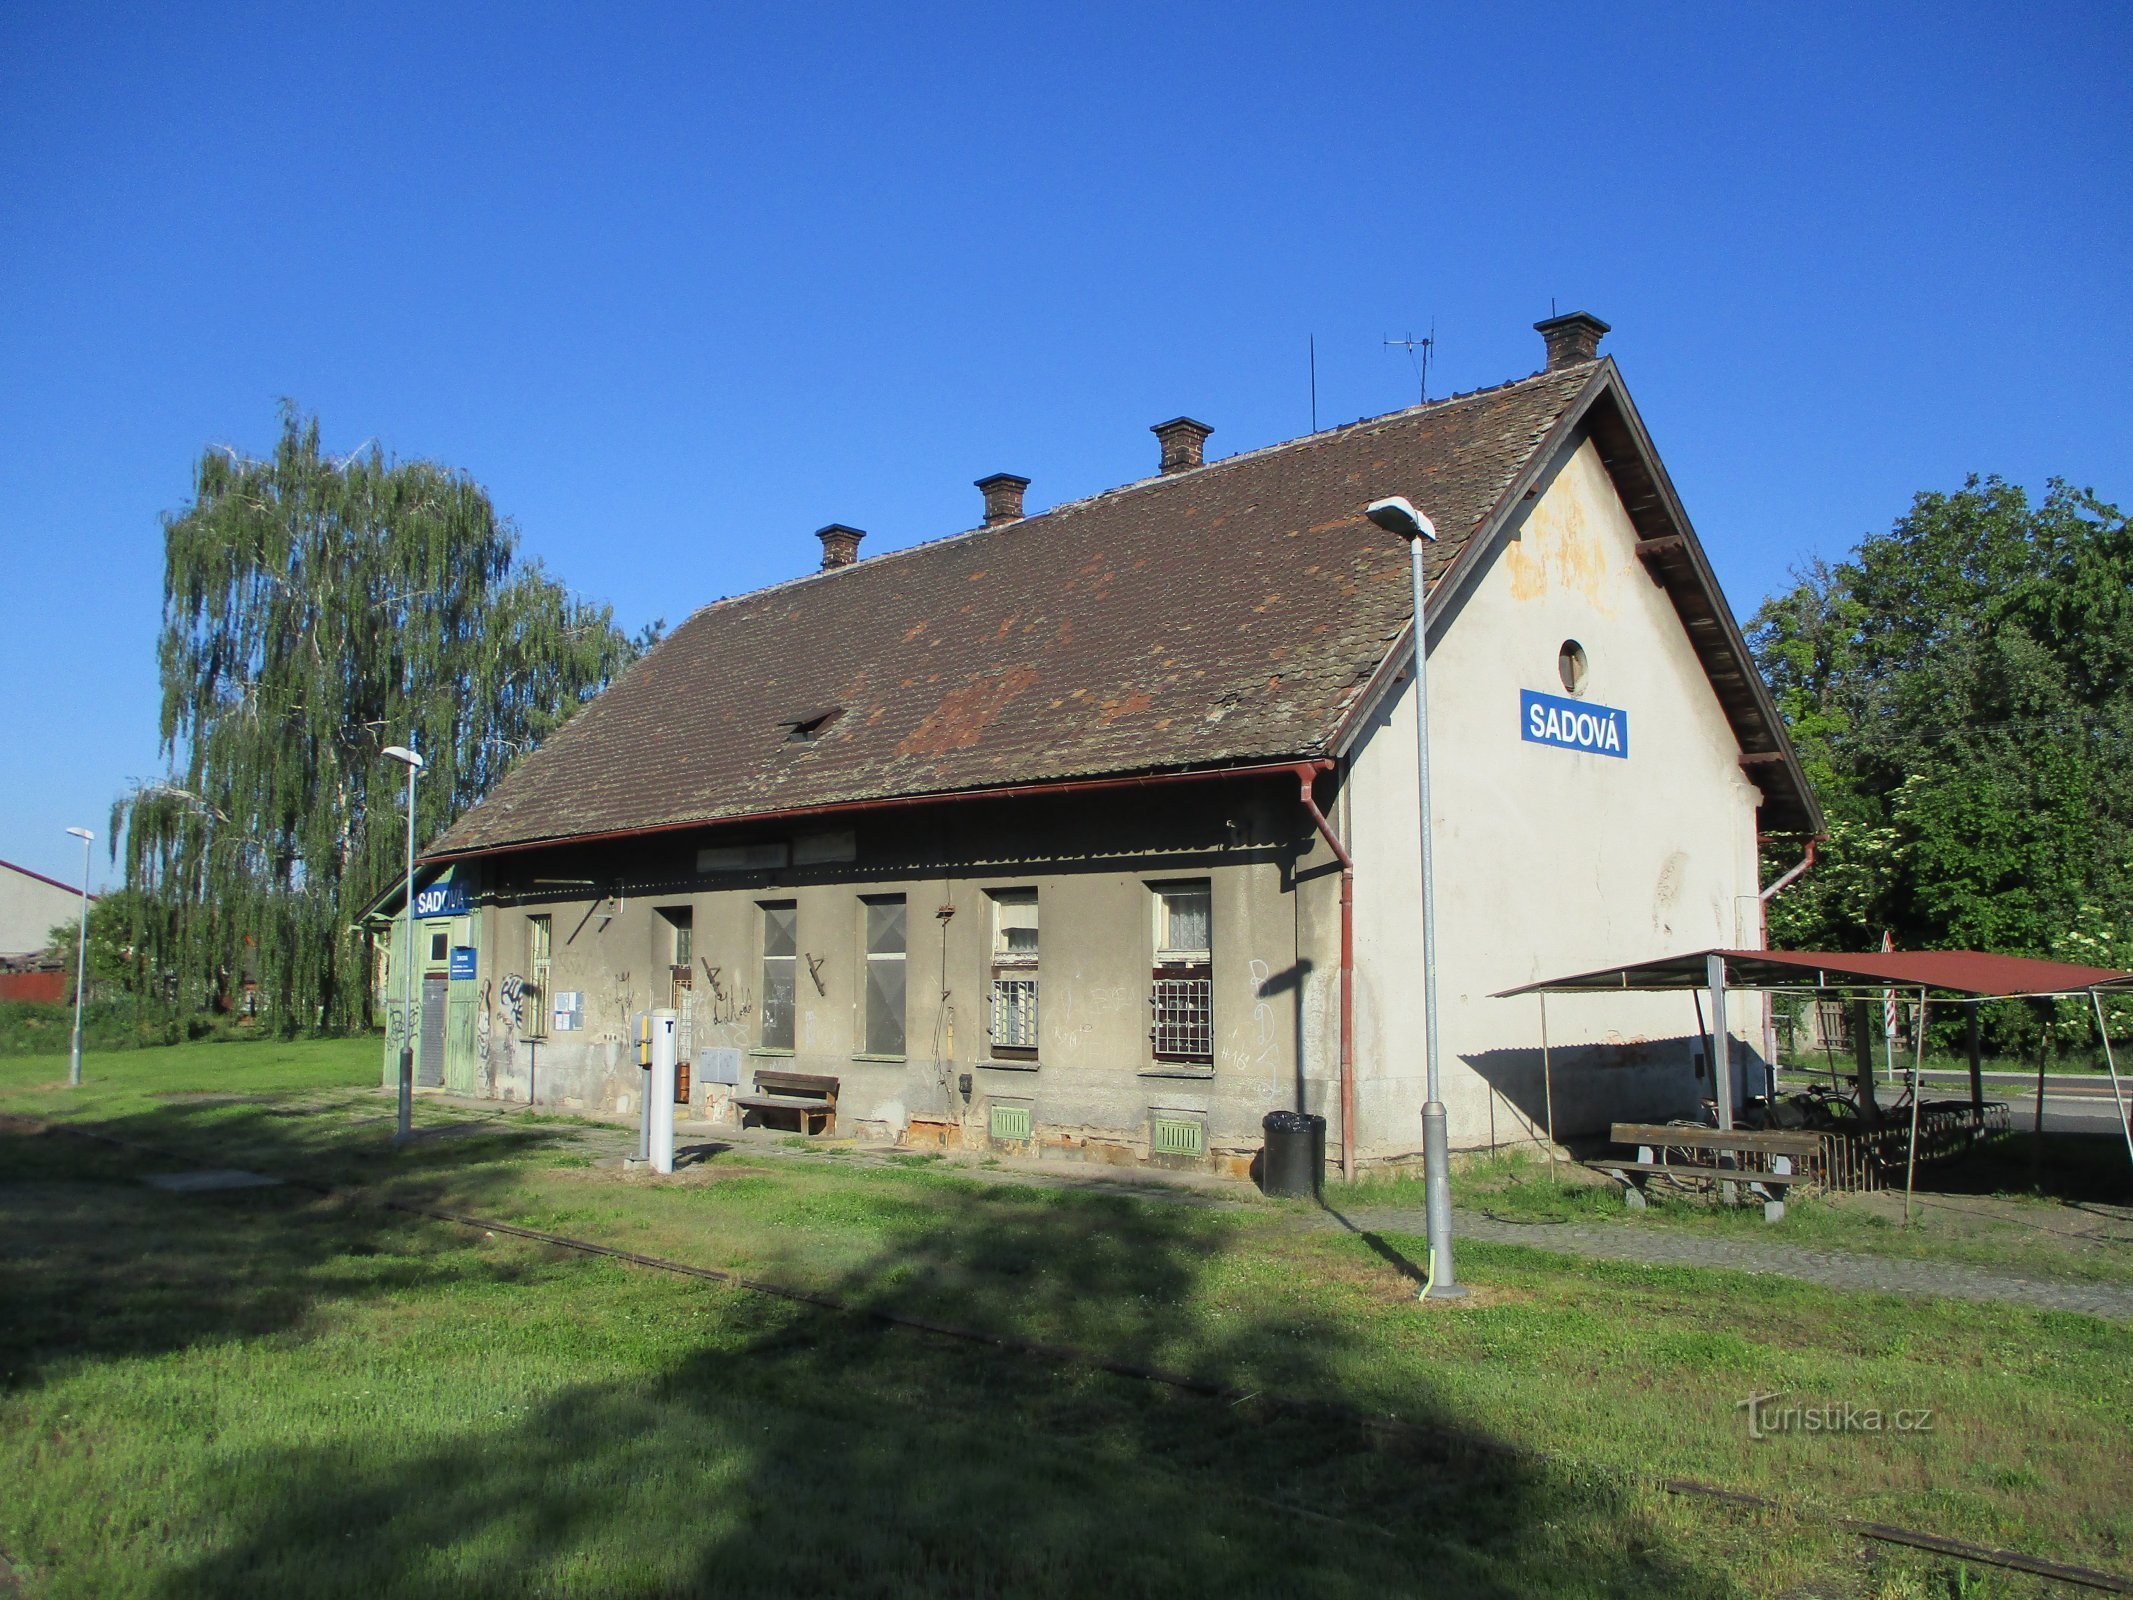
top-left (113, 406), bottom-right (651, 1031)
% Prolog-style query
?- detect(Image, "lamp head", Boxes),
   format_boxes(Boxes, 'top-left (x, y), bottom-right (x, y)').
top-left (1364, 495), bottom-right (1437, 542)
top-left (66, 826), bottom-right (93, 841)
top-left (380, 746), bottom-right (426, 771)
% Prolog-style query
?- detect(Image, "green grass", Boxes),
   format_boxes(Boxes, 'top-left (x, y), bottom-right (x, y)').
top-left (3, 1037), bottom-right (2129, 1597)
top-left (1327, 1136), bottom-right (2133, 1289)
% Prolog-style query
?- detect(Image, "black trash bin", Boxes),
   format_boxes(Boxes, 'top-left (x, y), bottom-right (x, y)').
top-left (1261, 1109), bottom-right (1326, 1198)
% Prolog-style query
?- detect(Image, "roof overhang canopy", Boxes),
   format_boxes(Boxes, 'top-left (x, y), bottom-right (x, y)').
top-left (1495, 947), bottom-right (2133, 1000)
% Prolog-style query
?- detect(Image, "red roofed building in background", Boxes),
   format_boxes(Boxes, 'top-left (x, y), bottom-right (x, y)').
top-left (0, 857), bottom-right (96, 1002)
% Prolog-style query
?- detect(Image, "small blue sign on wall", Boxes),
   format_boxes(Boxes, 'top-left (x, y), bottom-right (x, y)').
top-left (1521, 689), bottom-right (1629, 759)
top-left (448, 946), bottom-right (477, 981)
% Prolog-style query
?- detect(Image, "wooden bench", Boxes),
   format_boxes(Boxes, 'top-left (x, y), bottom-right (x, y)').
top-left (1592, 1122), bottom-right (1827, 1219)
top-left (734, 1070), bottom-right (839, 1136)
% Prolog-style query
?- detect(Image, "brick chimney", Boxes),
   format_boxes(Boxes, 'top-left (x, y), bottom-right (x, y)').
top-left (1534, 311), bottom-right (1610, 371)
top-left (815, 523), bottom-right (865, 570)
top-left (1151, 417), bottom-right (1213, 475)
top-left (975, 473), bottom-right (1030, 526)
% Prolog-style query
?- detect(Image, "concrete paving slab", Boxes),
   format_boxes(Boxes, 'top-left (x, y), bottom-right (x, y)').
top-left (143, 1169), bottom-right (280, 1193)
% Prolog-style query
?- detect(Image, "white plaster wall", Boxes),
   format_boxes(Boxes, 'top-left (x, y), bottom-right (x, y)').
top-left (0, 866), bottom-right (85, 958)
top-left (1346, 437), bottom-right (1766, 1154)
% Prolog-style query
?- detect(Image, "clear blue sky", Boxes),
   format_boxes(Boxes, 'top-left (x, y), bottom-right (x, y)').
top-left (3, 2), bottom-right (2127, 891)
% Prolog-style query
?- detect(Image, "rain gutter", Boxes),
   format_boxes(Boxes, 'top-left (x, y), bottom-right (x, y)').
top-left (1292, 760), bottom-right (1355, 1183)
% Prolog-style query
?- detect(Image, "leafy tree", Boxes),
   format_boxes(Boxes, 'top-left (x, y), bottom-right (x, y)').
top-left (43, 889), bottom-right (148, 1000)
top-left (1750, 477), bottom-right (2133, 1056)
top-left (112, 407), bottom-right (653, 1031)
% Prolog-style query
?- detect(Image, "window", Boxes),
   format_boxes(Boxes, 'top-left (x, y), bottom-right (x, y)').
top-left (1558, 639), bottom-right (1589, 695)
top-left (527, 914), bottom-right (552, 1035)
top-left (862, 897), bottom-right (906, 1056)
top-left (783, 707), bottom-right (843, 743)
top-left (429, 930), bottom-right (449, 963)
top-left (988, 889), bottom-right (1039, 1058)
top-left (760, 902), bottom-right (797, 1051)
top-left (1150, 882), bottom-right (1213, 1065)
top-left (658, 905), bottom-right (694, 968)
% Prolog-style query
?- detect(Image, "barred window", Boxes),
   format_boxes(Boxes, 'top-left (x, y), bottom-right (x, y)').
top-left (988, 890), bottom-right (1038, 1058)
top-left (1151, 882), bottom-right (1212, 1065)
top-left (992, 977), bottom-right (1039, 1051)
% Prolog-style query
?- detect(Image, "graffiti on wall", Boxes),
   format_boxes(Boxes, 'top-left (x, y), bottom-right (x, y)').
top-left (499, 973), bottom-right (527, 1032)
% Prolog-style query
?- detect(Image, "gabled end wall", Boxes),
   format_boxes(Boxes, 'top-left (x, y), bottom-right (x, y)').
top-left (1344, 434), bottom-right (1767, 1153)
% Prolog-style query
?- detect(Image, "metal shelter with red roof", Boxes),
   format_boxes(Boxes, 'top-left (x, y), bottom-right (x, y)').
top-left (1496, 947), bottom-right (2133, 1180)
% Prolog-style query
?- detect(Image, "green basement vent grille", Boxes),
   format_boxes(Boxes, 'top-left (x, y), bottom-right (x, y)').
top-left (989, 1103), bottom-right (1032, 1141)
top-left (1150, 1116), bottom-right (1205, 1157)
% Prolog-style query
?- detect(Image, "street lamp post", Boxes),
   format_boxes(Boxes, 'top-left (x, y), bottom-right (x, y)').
top-left (381, 743), bottom-right (425, 1143)
top-left (65, 826), bottom-right (92, 1087)
top-left (1364, 495), bottom-right (1466, 1300)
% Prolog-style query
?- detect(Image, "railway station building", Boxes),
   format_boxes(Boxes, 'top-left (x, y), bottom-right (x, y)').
top-left (379, 313), bottom-right (1819, 1178)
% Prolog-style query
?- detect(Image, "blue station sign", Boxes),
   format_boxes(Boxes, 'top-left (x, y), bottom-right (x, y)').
top-left (1521, 689), bottom-right (1629, 759)
top-left (412, 877), bottom-right (470, 919)
top-left (448, 945), bottom-right (477, 980)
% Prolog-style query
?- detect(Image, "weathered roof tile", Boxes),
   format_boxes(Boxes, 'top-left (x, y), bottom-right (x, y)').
top-left (432, 366), bottom-right (1597, 856)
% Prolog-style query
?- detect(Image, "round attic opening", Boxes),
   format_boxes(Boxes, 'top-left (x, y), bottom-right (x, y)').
top-left (1558, 639), bottom-right (1590, 695)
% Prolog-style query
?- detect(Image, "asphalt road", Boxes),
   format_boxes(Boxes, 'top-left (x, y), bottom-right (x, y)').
top-left (1776, 1071), bottom-right (2130, 1136)
top-left (1934, 1076), bottom-right (2131, 1136)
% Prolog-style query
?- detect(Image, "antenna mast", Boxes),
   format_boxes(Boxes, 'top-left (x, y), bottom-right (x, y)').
top-left (1383, 326), bottom-right (1436, 403)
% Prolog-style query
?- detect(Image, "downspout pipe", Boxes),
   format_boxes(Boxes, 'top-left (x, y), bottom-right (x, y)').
top-left (1293, 761), bottom-right (1355, 1182)
top-left (1758, 835), bottom-right (1818, 911)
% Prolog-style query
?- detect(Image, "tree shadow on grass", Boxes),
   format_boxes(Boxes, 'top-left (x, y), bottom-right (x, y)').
top-left (1925, 1130), bottom-right (2133, 1209)
top-left (125, 1169), bottom-right (1735, 1598)
top-left (0, 1099), bottom-right (581, 1396)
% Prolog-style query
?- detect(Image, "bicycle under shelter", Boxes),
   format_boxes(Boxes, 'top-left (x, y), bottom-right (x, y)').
top-left (1495, 948), bottom-right (2133, 1207)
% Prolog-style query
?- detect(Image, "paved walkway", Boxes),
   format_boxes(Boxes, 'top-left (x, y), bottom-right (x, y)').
top-left (1328, 1204), bottom-right (2133, 1322)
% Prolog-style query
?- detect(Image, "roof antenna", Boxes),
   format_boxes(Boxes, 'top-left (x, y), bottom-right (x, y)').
top-left (1383, 326), bottom-right (1434, 404)
top-left (1309, 335), bottom-right (1318, 432)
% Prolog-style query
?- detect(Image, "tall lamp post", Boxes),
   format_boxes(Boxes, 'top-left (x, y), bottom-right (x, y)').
top-left (1364, 495), bottom-right (1466, 1300)
top-left (65, 826), bottom-right (92, 1087)
top-left (381, 743), bottom-right (425, 1143)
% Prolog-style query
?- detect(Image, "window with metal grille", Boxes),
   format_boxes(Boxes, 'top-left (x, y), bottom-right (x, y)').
top-left (991, 979), bottom-right (1038, 1051)
top-left (1150, 882), bottom-right (1213, 1064)
top-left (862, 897), bottom-right (906, 1056)
top-left (988, 889), bottom-right (1038, 1058)
top-left (989, 1102), bottom-right (1032, 1141)
top-left (760, 902), bottom-right (796, 1052)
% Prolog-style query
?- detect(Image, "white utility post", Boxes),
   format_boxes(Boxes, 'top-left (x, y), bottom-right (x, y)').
top-left (1705, 952), bottom-right (1734, 1131)
top-left (380, 743), bottom-right (425, 1144)
top-left (65, 826), bottom-right (93, 1087)
top-left (1364, 494), bottom-right (1465, 1300)
top-left (649, 1007), bottom-right (678, 1174)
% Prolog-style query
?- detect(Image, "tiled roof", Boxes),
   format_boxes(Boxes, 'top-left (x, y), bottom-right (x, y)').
top-left (429, 364), bottom-right (1610, 857)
